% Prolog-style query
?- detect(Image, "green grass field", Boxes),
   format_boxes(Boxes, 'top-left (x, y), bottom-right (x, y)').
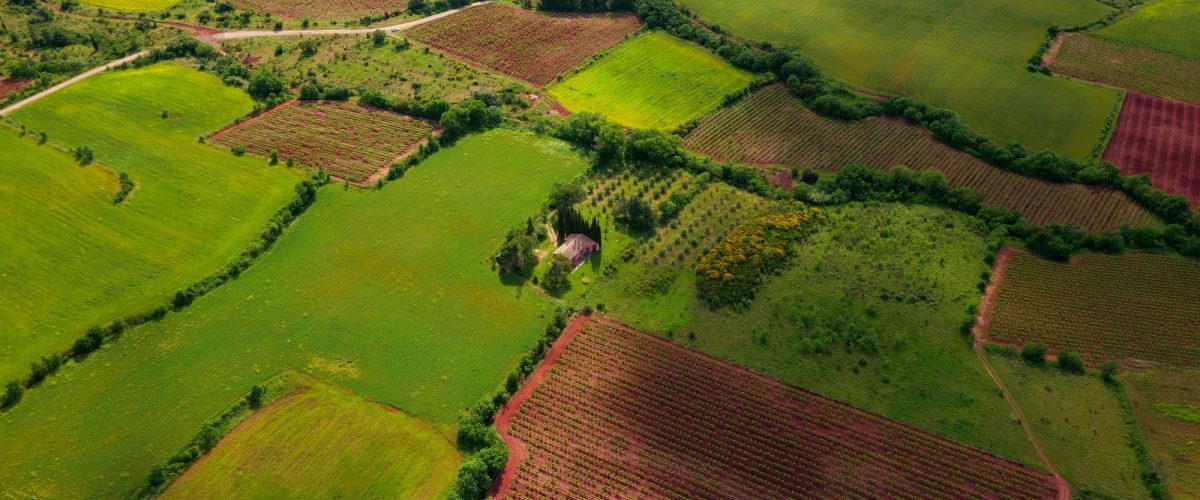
top-left (547, 32), bottom-right (754, 130)
top-left (80, 0), bottom-right (177, 12)
top-left (0, 130), bottom-right (585, 498)
top-left (164, 380), bottom-right (459, 498)
top-left (1096, 0), bottom-right (1200, 60)
top-left (987, 352), bottom-right (1146, 499)
top-left (1125, 368), bottom-right (1200, 498)
top-left (590, 202), bottom-right (1040, 467)
top-left (679, 0), bottom-right (1120, 159)
top-left (0, 64), bottom-right (299, 383)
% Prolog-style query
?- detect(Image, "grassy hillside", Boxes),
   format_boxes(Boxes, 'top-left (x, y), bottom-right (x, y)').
top-left (679, 0), bottom-right (1120, 159)
top-left (0, 130), bottom-right (585, 498)
top-left (592, 202), bottom-right (1040, 467)
top-left (1096, 0), bottom-right (1200, 60)
top-left (164, 381), bottom-right (459, 498)
top-left (988, 353), bottom-right (1146, 499)
top-left (548, 32), bottom-right (754, 130)
top-left (0, 64), bottom-right (300, 383)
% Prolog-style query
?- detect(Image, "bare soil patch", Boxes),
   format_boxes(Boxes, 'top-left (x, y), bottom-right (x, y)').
top-left (407, 3), bottom-right (641, 86)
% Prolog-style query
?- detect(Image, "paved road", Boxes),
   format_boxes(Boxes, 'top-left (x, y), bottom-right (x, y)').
top-left (0, 1), bottom-right (489, 116)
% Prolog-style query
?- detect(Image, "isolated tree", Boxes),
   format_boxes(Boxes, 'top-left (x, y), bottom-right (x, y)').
top-left (1021, 343), bottom-right (1047, 365)
top-left (1057, 351), bottom-right (1084, 374)
top-left (269, 150), bottom-right (279, 165)
top-left (496, 233), bottom-right (536, 275)
top-left (246, 384), bottom-right (266, 408)
top-left (543, 254), bottom-right (571, 291)
top-left (1100, 361), bottom-right (1118, 384)
top-left (1, 380), bottom-right (22, 410)
top-left (371, 29), bottom-right (386, 47)
top-left (247, 71), bottom-right (286, 100)
top-left (548, 181), bottom-right (583, 210)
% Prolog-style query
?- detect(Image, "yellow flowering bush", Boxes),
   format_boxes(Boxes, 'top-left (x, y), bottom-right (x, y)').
top-left (696, 206), bottom-right (824, 308)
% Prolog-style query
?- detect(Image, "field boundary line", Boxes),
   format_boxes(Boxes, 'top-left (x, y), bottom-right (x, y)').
top-left (0, 50), bottom-right (149, 116)
top-left (972, 247), bottom-right (1071, 500)
top-left (0, 3), bottom-right (492, 116)
top-left (491, 313), bottom-right (590, 497)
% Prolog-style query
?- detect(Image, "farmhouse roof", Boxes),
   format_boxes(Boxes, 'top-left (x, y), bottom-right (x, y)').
top-left (555, 233), bottom-right (599, 260)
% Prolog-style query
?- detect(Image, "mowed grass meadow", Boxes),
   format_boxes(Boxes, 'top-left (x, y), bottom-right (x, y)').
top-left (0, 131), bottom-right (586, 498)
top-left (593, 203), bottom-right (1041, 467)
top-left (0, 64), bottom-right (300, 383)
top-left (164, 380), bottom-right (460, 498)
top-left (1096, 0), bottom-right (1200, 60)
top-left (548, 32), bottom-right (754, 130)
top-left (679, 0), bottom-right (1121, 159)
top-left (80, 0), bottom-right (176, 12)
top-left (987, 353), bottom-right (1146, 499)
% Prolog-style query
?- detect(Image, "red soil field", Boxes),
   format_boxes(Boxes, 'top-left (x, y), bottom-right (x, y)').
top-left (228, 0), bottom-right (404, 20)
top-left (210, 100), bottom-right (433, 182)
top-left (686, 85), bottom-right (1156, 231)
top-left (1102, 92), bottom-right (1200, 206)
top-left (982, 248), bottom-right (1200, 367)
top-left (496, 315), bottom-right (1060, 499)
top-left (406, 3), bottom-right (641, 86)
top-left (0, 79), bottom-right (31, 100)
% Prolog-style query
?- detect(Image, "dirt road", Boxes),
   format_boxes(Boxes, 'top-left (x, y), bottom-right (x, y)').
top-left (0, 1), bottom-right (490, 116)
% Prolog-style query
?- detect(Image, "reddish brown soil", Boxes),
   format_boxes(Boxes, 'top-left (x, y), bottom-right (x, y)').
top-left (495, 316), bottom-right (1059, 498)
top-left (1041, 34), bottom-right (1066, 66)
top-left (242, 55), bottom-right (262, 66)
top-left (492, 314), bottom-right (589, 498)
top-left (407, 3), bottom-right (641, 86)
top-left (0, 79), bottom-right (31, 100)
top-left (1103, 92), bottom-right (1200, 206)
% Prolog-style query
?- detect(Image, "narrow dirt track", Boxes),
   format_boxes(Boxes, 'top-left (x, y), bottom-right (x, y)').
top-left (973, 248), bottom-right (1071, 500)
top-left (0, 1), bottom-right (491, 116)
top-left (490, 313), bottom-right (589, 498)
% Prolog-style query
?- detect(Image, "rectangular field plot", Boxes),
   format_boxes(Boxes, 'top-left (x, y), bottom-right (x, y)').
top-left (1103, 92), bottom-right (1200, 206)
top-left (499, 316), bottom-right (1059, 498)
top-left (1050, 33), bottom-right (1200, 104)
top-left (407, 3), bottom-right (641, 86)
top-left (686, 85), bottom-right (1156, 231)
top-left (547, 32), bottom-right (754, 130)
top-left (984, 249), bottom-right (1200, 367)
top-left (164, 380), bottom-right (459, 498)
top-left (227, 0), bottom-right (406, 20)
top-left (210, 101), bottom-right (433, 182)
top-left (678, 0), bottom-right (1118, 159)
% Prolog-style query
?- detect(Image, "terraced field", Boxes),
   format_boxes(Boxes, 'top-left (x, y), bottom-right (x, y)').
top-left (407, 3), bottom-right (641, 85)
top-left (984, 249), bottom-right (1200, 367)
top-left (211, 100), bottom-right (433, 182)
top-left (547, 32), bottom-right (754, 130)
top-left (501, 317), bottom-right (1058, 498)
top-left (1050, 34), bottom-right (1200, 104)
top-left (686, 85), bottom-right (1156, 230)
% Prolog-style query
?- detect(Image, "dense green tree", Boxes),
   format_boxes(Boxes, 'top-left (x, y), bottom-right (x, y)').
top-left (1021, 343), bottom-right (1047, 365)
top-left (543, 254), bottom-right (572, 291)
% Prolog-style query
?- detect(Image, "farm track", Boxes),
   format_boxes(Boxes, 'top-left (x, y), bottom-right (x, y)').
top-left (495, 315), bottom-right (1060, 498)
top-left (972, 248), bottom-right (1071, 500)
top-left (0, 1), bottom-right (492, 116)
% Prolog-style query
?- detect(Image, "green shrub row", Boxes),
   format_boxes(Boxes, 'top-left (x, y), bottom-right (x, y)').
top-left (0, 173), bottom-right (327, 415)
top-left (1107, 377), bottom-right (1166, 499)
top-left (448, 310), bottom-right (574, 499)
top-left (129, 371), bottom-right (300, 498)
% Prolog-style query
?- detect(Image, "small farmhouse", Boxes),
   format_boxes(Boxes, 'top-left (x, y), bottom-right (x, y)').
top-left (555, 233), bottom-right (600, 268)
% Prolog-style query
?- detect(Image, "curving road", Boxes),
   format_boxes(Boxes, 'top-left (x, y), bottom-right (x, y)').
top-left (0, 1), bottom-right (490, 116)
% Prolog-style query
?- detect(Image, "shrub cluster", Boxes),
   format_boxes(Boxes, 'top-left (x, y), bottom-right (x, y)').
top-left (695, 206), bottom-right (824, 308)
top-left (112, 171), bottom-right (134, 204)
